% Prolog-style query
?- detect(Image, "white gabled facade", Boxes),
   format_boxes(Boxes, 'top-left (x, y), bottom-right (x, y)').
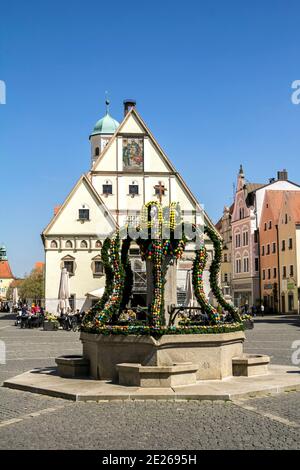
top-left (42, 100), bottom-right (216, 314)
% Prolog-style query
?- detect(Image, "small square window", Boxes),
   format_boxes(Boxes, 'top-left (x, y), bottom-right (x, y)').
top-left (129, 184), bottom-right (139, 195)
top-left (79, 209), bottom-right (89, 221)
top-left (103, 184), bottom-right (112, 195)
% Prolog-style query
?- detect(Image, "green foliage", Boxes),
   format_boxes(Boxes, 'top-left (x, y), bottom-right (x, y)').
top-left (81, 322), bottom-right (244, 339)
top-left (192, 246), bottom-right (220, 323)
top-left (95, 235), bottom-right (125, 324)
top-left (18, 268), bottom-right (44, 302)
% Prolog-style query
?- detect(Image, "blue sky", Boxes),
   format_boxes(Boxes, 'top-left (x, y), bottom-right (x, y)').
top-left (1, 0), bottom-right (300, 277)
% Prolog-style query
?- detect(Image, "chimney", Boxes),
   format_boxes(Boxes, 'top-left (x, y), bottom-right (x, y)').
top-left (277, 169), bottom-right (288, 181)
top-left (123, 99), bottom-right (136, 116)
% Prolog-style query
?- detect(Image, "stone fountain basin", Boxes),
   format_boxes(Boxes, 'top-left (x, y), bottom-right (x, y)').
top-left (80, 331), bottom-right (246, 381)
top-left (232, 353), bottom-right (270, 377)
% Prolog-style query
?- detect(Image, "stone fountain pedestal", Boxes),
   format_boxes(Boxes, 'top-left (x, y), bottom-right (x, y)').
top-left (80, 330), bottom-right (245, 384)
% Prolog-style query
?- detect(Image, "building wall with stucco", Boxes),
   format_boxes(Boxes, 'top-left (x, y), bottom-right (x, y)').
top-left (42, 102), bottom-right (215, 314)
top-left (278, 197), bottom-right (299, 314)
top-left (0, 277), bottom-right (14, 300)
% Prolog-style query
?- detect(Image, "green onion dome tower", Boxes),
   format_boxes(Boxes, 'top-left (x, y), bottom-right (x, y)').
top-left (89, 99), bottom-right (120, 167)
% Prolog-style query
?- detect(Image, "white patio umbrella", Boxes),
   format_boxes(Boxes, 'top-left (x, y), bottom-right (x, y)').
top-left (185, 270), bottom-right (198, 308)
top-left (85, 287), bottom-right (105, 299)
top-left (57, 268), bottom-right (70, 314)
top-left (12, 287), bottom-right (19, 307)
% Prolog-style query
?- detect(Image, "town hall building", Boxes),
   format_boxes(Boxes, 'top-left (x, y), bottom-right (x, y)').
top-left (42, 100), bottom-right (216, 314)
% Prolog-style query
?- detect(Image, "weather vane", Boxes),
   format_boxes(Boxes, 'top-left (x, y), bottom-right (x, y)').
top-left (105, 90), bottom-right (110, 114)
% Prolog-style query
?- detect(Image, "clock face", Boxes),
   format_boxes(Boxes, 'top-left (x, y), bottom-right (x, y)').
top-left (101, 138), bottom-right (109, 151)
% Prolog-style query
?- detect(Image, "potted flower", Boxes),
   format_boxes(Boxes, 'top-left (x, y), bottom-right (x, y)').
top-left (43, 313), bottom-right (59, 331)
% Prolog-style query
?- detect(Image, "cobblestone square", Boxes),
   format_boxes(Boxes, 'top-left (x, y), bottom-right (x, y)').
top-left (0, 314), bottom-right (300, 450)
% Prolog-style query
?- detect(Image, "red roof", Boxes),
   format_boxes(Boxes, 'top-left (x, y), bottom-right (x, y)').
top-left (35, 262), bottom-right (45, 271)
top-left (0, 260), bottom-right (13, 279)
top-left (264, 190), bottom-right (286, 224)
top-left (284, 191), bottom-right (300, 223)
top-left (54, 205), bottom-right (61, 216)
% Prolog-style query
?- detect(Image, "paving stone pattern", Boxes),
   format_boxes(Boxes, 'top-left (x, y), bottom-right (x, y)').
top-left (1, 313), bottom-right (300, 449)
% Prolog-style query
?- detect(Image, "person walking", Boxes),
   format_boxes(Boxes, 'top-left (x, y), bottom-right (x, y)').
top-left (261, 304), bottom-right (265, 317)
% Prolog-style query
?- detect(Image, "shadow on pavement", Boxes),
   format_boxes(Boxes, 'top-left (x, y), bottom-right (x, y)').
top-left (0, 313), bottom-right (16, 321)
top-left (253, 315), bottom-right (300, 328)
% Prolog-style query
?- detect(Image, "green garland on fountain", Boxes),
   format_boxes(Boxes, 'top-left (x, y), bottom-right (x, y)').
top-left (81, 201), bottom-right (243, 335)
top-left (81, 237), bottom-right (113, 329)
top-left (91, 235), bottom-right (126, 326)
top-left (204, 225), bottom-right (242, 323)
top-left (150, 239), bottom-right (164, 326)
top-left (82, 323), bottom-right (244, 338)
top-left (192, 246), bottom-right (220, 324)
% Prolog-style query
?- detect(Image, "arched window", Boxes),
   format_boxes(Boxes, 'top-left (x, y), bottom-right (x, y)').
top-left (61, 255), bottom-right (76, 275)
top-left (95, 240), bottom-right (102, 248)
top-left (50, 240), bottom-right (58, 248)
top-left (91, 255), bottom-right (104, 276)
top-left (242, 251), bottom-right (249, 273)
top-left (65, 240), bottom-right (73, 248)
top-left (242, 229), bottom-right (249, 246)
top-left (243, 256), bottom-right (249, 273)
top-left (95, 147), bottom-right (100, 157)
top-left (80, 240), bottom-right (88, 248)
top-left (235, 255), bottom-right (242, 274)
top-left (235, 230), bottom-right (241, 248)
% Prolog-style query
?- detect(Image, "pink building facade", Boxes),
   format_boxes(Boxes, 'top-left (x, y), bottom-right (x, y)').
top-left (231, 166), bottom-right (300, 309)
top-left (231, 166), bottom-right (260, 308)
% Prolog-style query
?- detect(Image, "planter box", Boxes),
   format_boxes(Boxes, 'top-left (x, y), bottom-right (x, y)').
top-left (55, 355), bottom-right (90, 378)
top-left (243, 319), bottom-right (254, 330)
top-left (80, 331), bottom-right (245, 382)
top-left (43, 320), bottom-right (58, 331)
top-left (232, 354), bottom-right (270, 377)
